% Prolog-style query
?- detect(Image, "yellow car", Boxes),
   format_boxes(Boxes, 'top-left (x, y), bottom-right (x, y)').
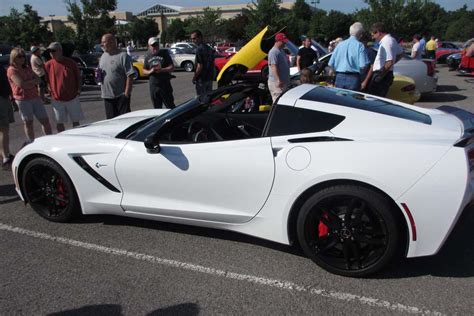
top-left (132, 61), bottom-right (148, 80)
top-left (387, 74), bottom-right (421, 104)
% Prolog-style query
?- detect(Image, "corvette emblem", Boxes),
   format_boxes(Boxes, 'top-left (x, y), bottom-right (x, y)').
top-left (95, 162), bottom-right (107, 168)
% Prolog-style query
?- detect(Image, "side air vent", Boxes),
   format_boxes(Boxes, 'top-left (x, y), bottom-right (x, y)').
top-left (72, 156), bottom-right (121, 193)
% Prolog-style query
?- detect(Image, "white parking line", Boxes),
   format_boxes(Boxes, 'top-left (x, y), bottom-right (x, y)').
top-left (0, 223), bottom-right (444, 315)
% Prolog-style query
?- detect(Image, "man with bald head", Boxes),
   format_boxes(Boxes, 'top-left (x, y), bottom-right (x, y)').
top-left (98, 33), bottom-right (135, 119)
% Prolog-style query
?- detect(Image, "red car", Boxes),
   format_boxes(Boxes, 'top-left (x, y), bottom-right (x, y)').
top-left (435, 42), bottom-right (461, 63)
top-left (459, 52), bottom-right (474, 76)
top-left (214, 55), bottom-right (270, 80)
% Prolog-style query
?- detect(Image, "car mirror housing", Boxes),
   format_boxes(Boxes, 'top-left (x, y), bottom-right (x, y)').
top-left (144, 136), bottom-right (161, 154)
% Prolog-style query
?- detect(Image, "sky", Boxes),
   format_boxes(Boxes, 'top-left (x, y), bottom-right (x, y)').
top-left (1, 0), bottom-right (472, 17)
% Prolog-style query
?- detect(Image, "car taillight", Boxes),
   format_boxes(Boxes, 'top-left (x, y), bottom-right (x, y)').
top-left (401, 84), bottom-right (416, 92)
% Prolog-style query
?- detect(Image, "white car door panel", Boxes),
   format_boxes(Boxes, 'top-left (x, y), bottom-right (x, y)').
top-left (115, 138), bottom-right (275, 223)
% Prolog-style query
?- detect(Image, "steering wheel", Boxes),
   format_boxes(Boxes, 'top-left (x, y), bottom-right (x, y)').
top-left (187, 121), bottom-right (209, 142)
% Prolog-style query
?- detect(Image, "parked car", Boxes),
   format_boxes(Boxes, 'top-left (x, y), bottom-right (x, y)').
top-left (395, 56), bottom-right (438, 94)
top-left (447, 53), bottom-right (462, 70)
top-left (12, 78), bottom-right (474, 277)
top-left (436, 42), bottom-right (461, 63)
top-left (167, 47), bottom-right (196, 72)
top-left (171, 42), bottom-right (197, 53)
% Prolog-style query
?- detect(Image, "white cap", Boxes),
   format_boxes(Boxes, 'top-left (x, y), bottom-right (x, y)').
top-left (148, 37), bottom-right (159, 46)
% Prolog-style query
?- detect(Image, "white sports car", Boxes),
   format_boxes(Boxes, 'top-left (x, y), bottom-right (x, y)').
top-left (11, 83), bottom-right (474, 277)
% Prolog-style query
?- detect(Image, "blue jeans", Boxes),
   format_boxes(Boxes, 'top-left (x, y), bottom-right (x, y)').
top-left (335, 73), bottom-right (361, 91)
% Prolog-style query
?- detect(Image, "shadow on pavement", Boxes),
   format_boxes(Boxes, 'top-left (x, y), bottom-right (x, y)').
top-left (435, 85), bottom-right (463, 92)
top-left (148, 303), bottom-right (200, 316)
top-left (420, 92), bottom-right (467, 102)
top-left (0, 184), bottom-right (21, 205)
top-left (48, 304), bottom-right (122, 315)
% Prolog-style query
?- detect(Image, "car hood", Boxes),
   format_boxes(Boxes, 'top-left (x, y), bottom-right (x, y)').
top-left (216, 27), bottom-right (299, 85)
top-left (61, 109), bottom-right (168, 138)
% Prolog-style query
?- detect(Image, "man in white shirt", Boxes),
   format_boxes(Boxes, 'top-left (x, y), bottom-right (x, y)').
top-left (411, 35), bottom-right (423, 60)
top-left (368, 22), bottom-right (403, 97)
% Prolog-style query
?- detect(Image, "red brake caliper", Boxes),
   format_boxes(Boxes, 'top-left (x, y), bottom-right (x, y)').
top-left (56, 178), bottom-right (66, 207)
top-left (318, 212), bottom-right (329, 237)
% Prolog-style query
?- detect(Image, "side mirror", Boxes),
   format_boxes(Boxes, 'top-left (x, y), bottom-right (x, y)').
top-left (144, 136), bottom-right (161, 154)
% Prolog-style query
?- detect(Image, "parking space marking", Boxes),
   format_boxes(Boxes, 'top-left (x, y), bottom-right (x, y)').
top-left (0, 223), bottom-right (444, 315)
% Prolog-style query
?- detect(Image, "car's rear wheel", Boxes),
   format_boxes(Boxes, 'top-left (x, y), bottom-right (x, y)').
top-left (296, 185), bottom-right (400, 277)
top-left (183, 61), bottom-right (194, 72)
top-left (22, 157), bottom-right (80, 222)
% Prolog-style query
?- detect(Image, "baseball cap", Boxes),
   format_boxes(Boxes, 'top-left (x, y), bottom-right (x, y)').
top-left (148, 37), bottom-right (159, 46)
top-left (275, 33), bottom-right (289, 43)
top-left (30, 46), bottom-right (40, 53)
top-left (47, 42), bottom-right (62, 51)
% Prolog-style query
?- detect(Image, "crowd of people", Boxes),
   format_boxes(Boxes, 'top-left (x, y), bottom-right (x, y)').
top-left (0, 30), bottom-right (216, 171)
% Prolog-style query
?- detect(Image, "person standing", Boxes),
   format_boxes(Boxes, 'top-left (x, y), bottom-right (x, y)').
top-left (7, 48), bottom-right (52, 145)
top-left (99, 33), bottom-right (135, 119)
top-left (328, 22), bottom-right (369, 91)
top-left (411, 35), bottom-right (423, 60)
top-left (425, 36), bottom-right (437, 59)
top-left (190, 30), bottom-right (214, 96)
top-left (44, 42), bottom-right (84, 132)
top-left (297, 36), bottom-right (319, 71)
top-left (143, 37), bottom-right (175, 109)
top-left (0, 65), bottom-right (15, 170)
top-left (30, 45), bottom-right (48, 103)
top-left (267, 33), bottom-right (290, 103)
top-left (368, 22), bottom-right (403, 97)
top-left (419, 35), bottom-right (426, 57)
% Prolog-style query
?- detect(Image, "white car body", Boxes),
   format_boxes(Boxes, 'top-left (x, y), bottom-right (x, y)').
top-left (171, 42), bottom-right (197, 51)
top-left (394, 57), bottom-right (438, 94)
top-left (11, 84), bottom-right (473, 276)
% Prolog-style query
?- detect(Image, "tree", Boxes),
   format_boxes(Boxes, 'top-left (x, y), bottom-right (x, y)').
top-left (184, 7), bottom-right (223, 42)
top-left (54, 26), bottom-right (76, 44)
top-left (65, 0), bottom-right (117, 53)
top-left (444, 6), bottom-right (474, 41)
top-left (166, 19), bottom-right (187, 43)
top-left (244, 0), bottom-right (285, 41)
top-left (128, 17), bottom-right (159, 48)
top-left (221, 14), bottom-right (249, 43)
top-left (284, 0), bottom-right (313, 43)
top-left (0, 5), bottom-right (52, 48)
top-left (320, 10), bottom-right (354, 41)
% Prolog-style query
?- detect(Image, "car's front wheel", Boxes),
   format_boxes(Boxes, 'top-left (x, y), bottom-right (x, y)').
top-left (183, 61), bottom-right (194, 72)
top-left (132, 67), bottom-right (140, 80)
top-left (296, 185), bottom-right (401, 277)
top-left (22, 157), bottom-right (80, 222)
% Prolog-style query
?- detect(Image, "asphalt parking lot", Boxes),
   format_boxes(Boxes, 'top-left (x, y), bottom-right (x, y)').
top-left (1, 64), bottom-right (473, 315)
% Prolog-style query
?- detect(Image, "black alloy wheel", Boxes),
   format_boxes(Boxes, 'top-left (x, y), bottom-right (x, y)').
top-left (22, 157), bottom-right (80, 222)
top-left (297, 185), bottom-right (401, 277)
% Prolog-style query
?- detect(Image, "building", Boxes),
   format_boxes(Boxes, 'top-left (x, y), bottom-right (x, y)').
top-left (41, 11), bottom-right (134, 32)
top-left (136, 1), bottom-right (295, 31)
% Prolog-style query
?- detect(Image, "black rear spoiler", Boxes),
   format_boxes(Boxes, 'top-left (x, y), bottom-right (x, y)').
top-left (438, 106), bottom-right (474, 147)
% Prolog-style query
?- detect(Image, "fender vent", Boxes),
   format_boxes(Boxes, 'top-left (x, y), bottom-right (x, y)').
top-left (72, 156), bottom-right (121, 193)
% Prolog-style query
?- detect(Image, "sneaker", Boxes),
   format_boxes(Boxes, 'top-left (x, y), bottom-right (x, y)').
top-left (2, 154), bottom-right (14, 171)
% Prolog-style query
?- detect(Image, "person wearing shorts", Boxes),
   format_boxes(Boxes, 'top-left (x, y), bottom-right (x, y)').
top-left (0, 66), bottom-right (15, 170)
top-left (7, 48), bottom-right (52, 143)
top-left (45, 42), bottom-right (84, 132)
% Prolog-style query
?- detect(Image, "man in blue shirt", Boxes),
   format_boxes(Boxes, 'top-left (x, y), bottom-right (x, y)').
top-left (328, 22), bottom-right (369, 91)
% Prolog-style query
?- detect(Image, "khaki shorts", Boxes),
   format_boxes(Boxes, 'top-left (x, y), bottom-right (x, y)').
top-left (51, 96), bottom-right (85, 124)
top-left (268, 80), bottom-right (288, 103)
top-left (0, 96), bottom-right (14, 128)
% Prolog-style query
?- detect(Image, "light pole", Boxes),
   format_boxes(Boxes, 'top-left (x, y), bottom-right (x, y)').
top-left (311, 0), bottom-right (320, 9)
top-left (49, 14), bottom-right (55, 37)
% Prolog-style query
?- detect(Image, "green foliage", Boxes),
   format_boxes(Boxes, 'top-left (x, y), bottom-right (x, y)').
top-left (244, 0), bottom-right (285, 41)
top-left (126, 17), bottom-right (159, 47)
top-left (166, 19), bottom-right (188, 43)
top-left (66, 0), bottom-right (117, 53)
top-left (54, 26), bottom-right (76, 44)
top-left (283, 0), bottom-right (312, 43)
top-left (221, 14), bottom-right (249, 43)
top-left (184, 7), bottom-right (223, 42)
top-left (0, 5), bottom-right (52, 49)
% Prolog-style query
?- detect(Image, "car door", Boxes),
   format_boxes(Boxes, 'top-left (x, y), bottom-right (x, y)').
top-left (115, 137), bottom-right (275, 224)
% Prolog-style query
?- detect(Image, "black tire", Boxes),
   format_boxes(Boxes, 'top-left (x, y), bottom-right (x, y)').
top-left (261, 65), bottom-right (269, 79)
top-left (21, 157), bottom-right (80, 222)
top-left (296, 185), bottom-right (400, 277)
top-left (183, 61), bottom-right (194, 72)
top-left (132, 67), bottom-right (139, 80)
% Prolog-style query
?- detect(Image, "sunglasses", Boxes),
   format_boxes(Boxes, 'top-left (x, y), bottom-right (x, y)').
top-left (190, 37), bottom-right (198, 40)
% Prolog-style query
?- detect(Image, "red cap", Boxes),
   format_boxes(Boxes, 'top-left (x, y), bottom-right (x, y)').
top-left (275, 33), bottom-right (289, 43)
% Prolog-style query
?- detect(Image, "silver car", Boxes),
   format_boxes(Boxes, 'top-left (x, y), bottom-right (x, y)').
top-left (168, 48), bottom-right (196, 72)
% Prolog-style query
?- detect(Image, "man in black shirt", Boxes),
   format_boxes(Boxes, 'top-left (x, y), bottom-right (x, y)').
top-left (297, 37), bottom-right (319, 71)
top-left (143, 37), bottom-right (175, 109)
top-left (191, 30), bottom-right (215, 96)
